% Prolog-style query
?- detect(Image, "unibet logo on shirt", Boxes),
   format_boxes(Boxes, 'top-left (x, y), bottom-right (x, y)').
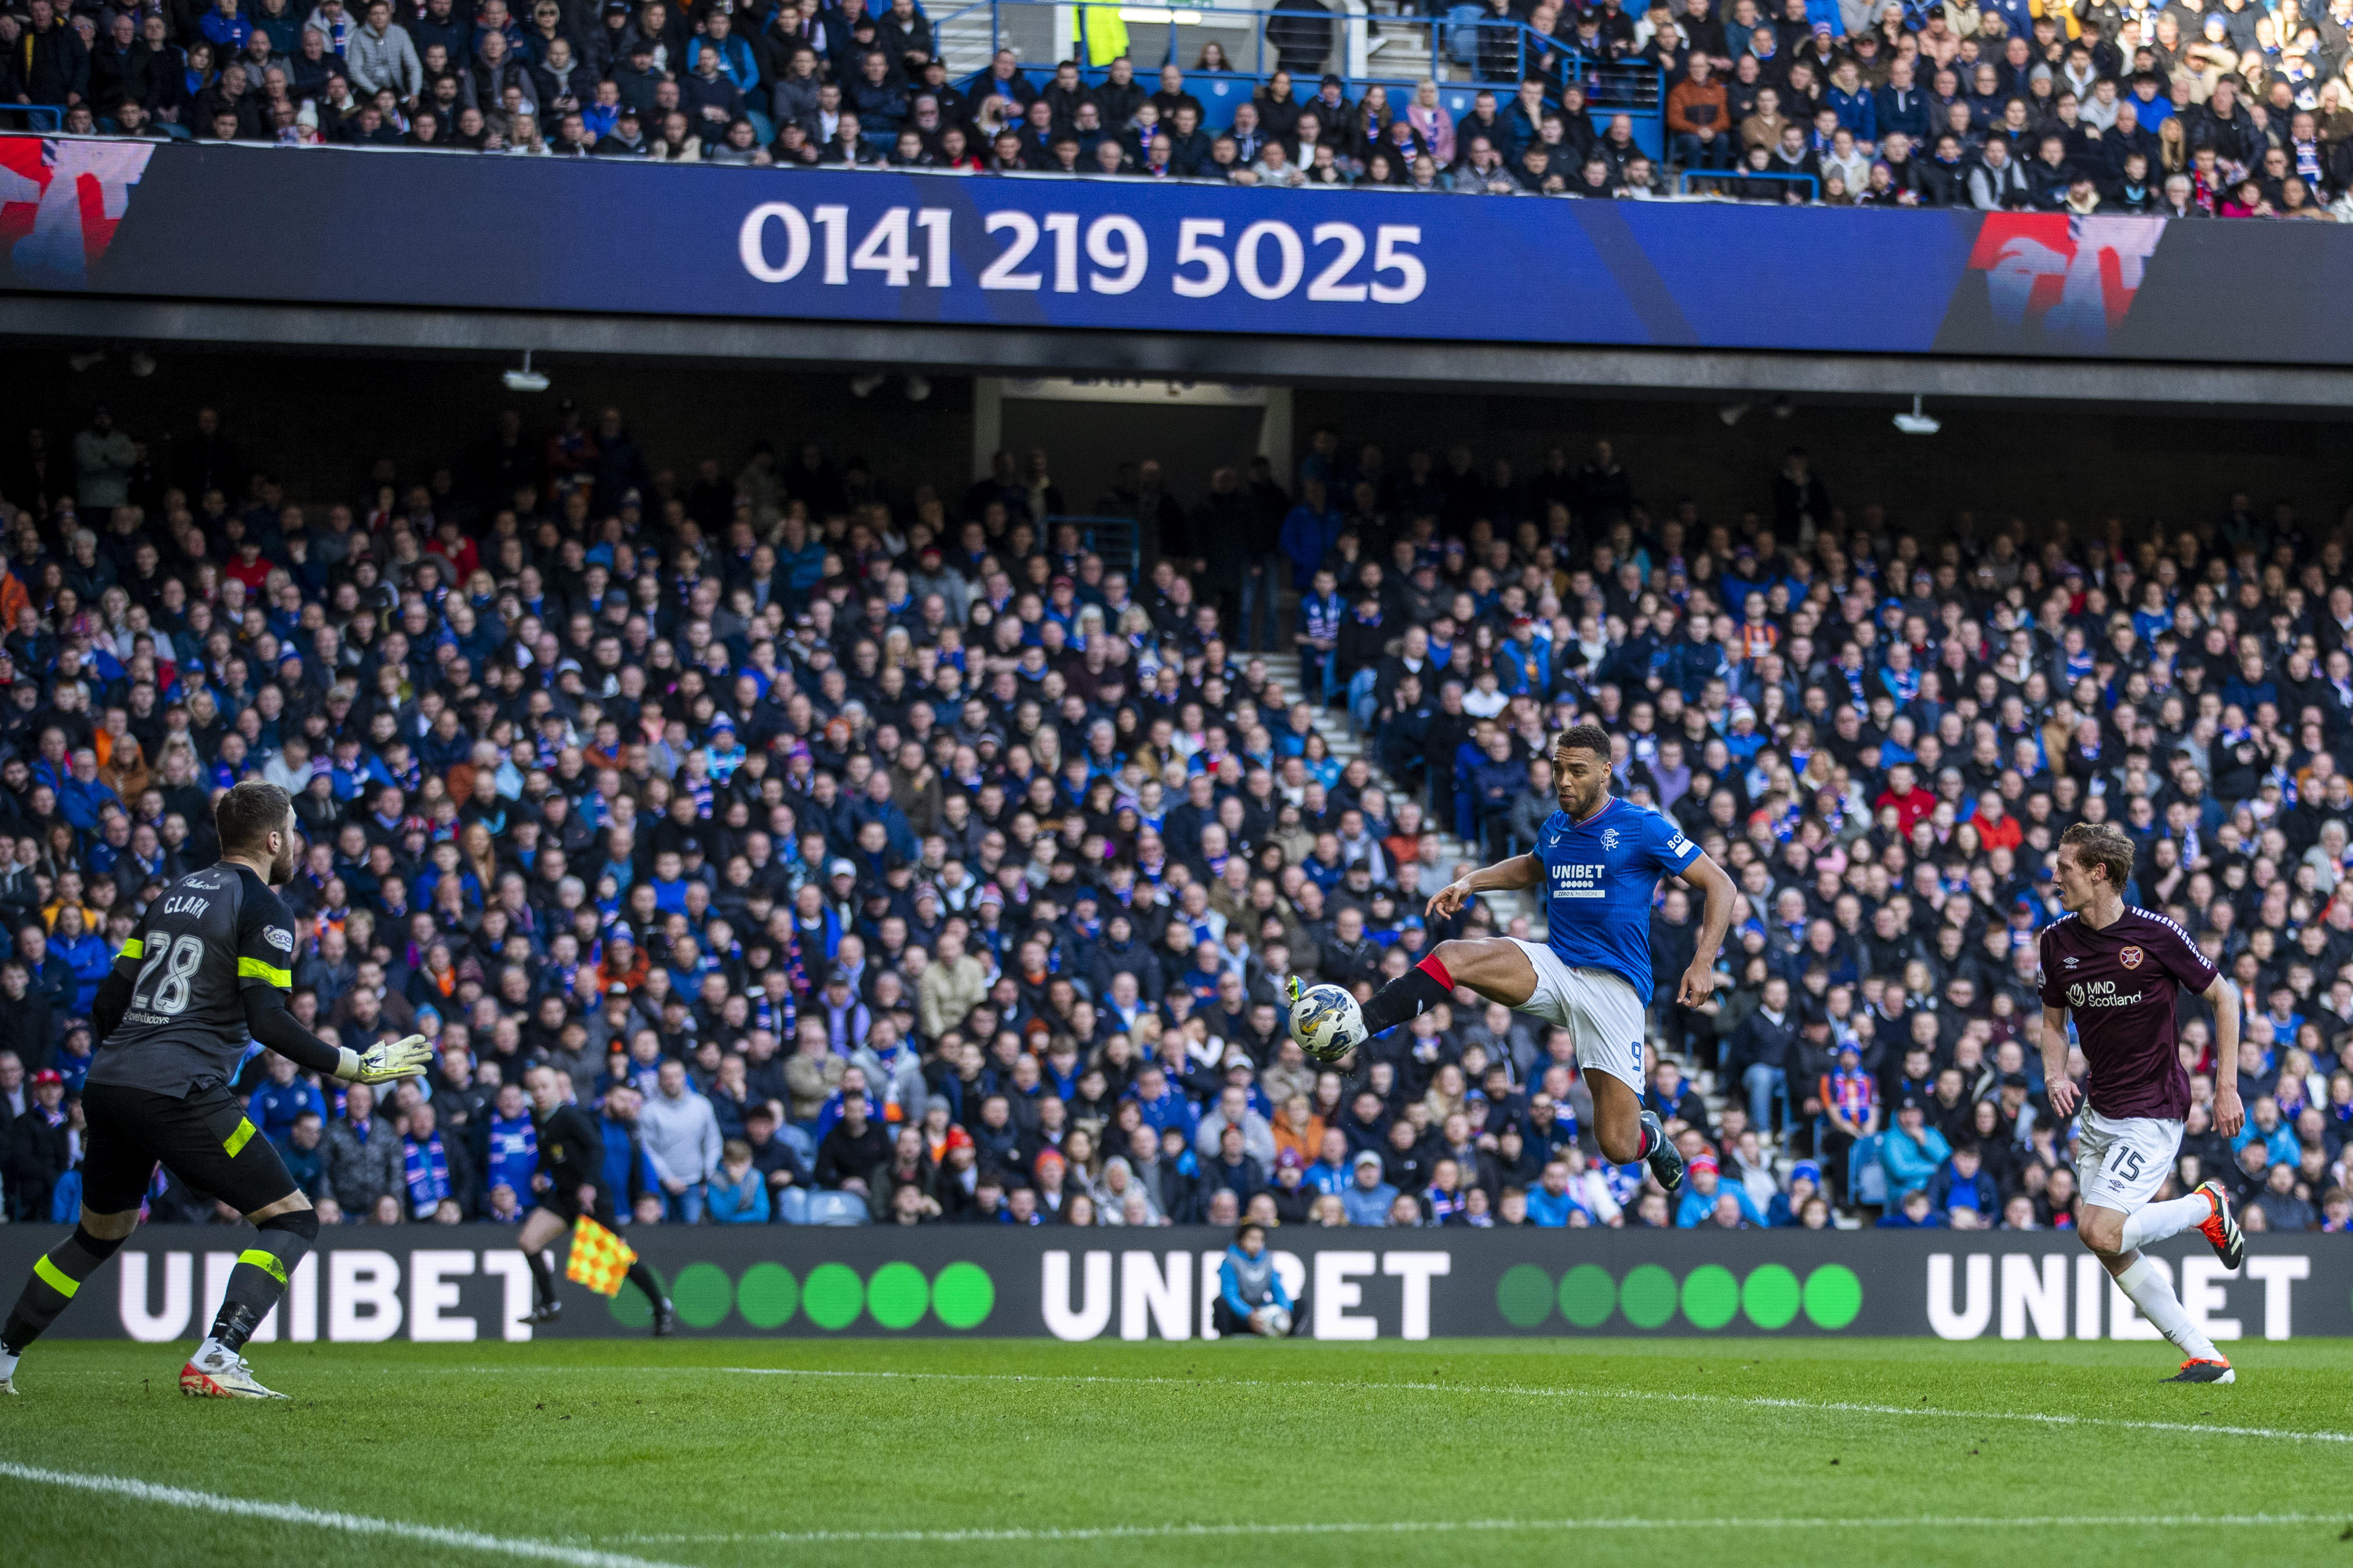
top-left (1549, 863), bottom-right (1606, 899)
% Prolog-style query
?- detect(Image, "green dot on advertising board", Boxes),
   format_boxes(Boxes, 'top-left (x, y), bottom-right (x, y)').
top-left (802, 1262), bottom-right (865, 1330)
top-left (607, 1265), bottom-right (664, 1329)
top-left (670, 1263), bottom-right (734, 1329)
top-left (1557, 1264), bottom-right (1617, 1329)
top-left (1680, 1264), bottom-right (1740, 1331)
top-left (1803, 1264), bottom-right (1863, 1330)
top-left (1741, 1264), bottom-right (1802, 1330)
top-left (1619, 1264), bottom-right (1677, 1330)
top-left (931, 1262), bottom-right (995, 1329)
top-left (1495, 1264), bottom-right (1555, 1328)
top-left (866, 1261), bottom-right (930, 1330)
top-left (737, 1263), bottom-right (800, 1329)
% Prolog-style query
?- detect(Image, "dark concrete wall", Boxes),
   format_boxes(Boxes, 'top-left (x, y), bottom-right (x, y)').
top-left (1291, 390), bottom-right (2353, 544)
top-left (8, 347), bottom-right (2347, 545)
top-left (1, 347), bottom-right (977, 514)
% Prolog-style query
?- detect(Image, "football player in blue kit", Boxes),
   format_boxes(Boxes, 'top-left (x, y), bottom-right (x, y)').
top-left (1291, 724), bottom-right (1735, 1189)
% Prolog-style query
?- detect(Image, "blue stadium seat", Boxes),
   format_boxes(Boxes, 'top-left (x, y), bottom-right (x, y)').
top-left (802, 1191), bottom-right (872, 1226)
top-left (1850, 1134), bottom-right (1886, 1207)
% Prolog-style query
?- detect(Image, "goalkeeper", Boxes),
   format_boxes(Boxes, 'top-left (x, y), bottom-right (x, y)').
top-left (515, 1063), bottom-right (673, 1336)
top-left (0, 782), bottom-right (433, 1400)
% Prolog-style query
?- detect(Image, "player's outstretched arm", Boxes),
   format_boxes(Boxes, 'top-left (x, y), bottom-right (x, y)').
top-left (243, 987), bottom-right (354, 1078)
top-left (244, 988), bottom-right (430, 1084)
top-left (92, 969), bottom-right (133, 1042)
top-left (2202, 974), bottom-right (2243, 1137)
top-left (1674, 853), bottom-right (1737, 1007)
top-left (2040, 1005), bottom-right (2079, 1119)
top-left (1426, 853), bottom-right (1541, 920)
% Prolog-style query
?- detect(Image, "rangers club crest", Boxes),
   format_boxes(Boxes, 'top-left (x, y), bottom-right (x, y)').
top-left (0, 137), bottom-right (154, 288)
top-left (1600, 828), bottom-right (1620, 852)
top-left (2119, 945), bottom-right (2143, 969)
top-left (1965, 214), bottom-right (2163, 348)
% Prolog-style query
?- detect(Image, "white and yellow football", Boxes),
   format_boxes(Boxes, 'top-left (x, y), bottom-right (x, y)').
top-left (1287, 979), bottom-right (1364, 1064)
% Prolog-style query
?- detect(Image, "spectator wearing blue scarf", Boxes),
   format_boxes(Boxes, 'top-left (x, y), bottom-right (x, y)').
top-left (402, 1102), bottom-right (475, 1220)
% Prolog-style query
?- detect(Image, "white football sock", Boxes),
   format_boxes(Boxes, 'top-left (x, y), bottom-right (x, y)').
top-left (2115, 1256), bottom-right (2218, 1362)
top-left (2121, 1191), bottom-right (2212, 1252)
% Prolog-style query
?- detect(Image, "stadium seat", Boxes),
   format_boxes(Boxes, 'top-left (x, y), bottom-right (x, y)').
top-left (801, 1192), bottom-right (872, 1227)
top-left (1850, 1136), bottom-right (1887, 1207)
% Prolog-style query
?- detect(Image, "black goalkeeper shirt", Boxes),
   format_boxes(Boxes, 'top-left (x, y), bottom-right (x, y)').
top-left (90, 863), bottom-right (298, 1097)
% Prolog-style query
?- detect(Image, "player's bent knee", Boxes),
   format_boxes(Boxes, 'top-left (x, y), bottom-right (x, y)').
top-left (257, 1206), bottom-right (319, 1243)
top-left (246, 1190), bottom-right (315, 1225)
top-left (71, 1224), bottom-right (127, 1263)
top-left (1433, 937), bottom-right (1533, 999)
top-left (2077, 1216), bottom-right (2126, 1257)
top-left (78, 1206), bottom-right (140, 1241)
top-left (1430, 938), bottom-right (1477, 976)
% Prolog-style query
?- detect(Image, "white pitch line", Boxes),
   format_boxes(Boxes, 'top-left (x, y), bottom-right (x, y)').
top-left (619, 1512), bottom-right (2340, 1546)
top-left (0, 1460), bottom-right (694, 1568)
top-left (707, 1365), bottom-right (2353, 1447)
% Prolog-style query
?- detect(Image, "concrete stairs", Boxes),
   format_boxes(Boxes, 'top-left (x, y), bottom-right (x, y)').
top-left (935, 14), bottom-right (998, 75)
top-left (1254, 650), bottom-right (1531, 932)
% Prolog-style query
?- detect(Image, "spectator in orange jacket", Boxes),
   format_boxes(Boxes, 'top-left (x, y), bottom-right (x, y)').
top-left (1667, 53), bottom-right (1732, 170)
top-left (1971, 791), bottom-right (2024, 854)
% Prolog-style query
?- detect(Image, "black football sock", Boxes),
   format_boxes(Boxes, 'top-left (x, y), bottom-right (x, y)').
top-left (1360, 952), bottom-right (1458, 1037)
top-left (209, 1209), bottom-right (317, 1353)
top-left (1635, 1118), bottom-right (1662, 1160)
top-left (2, 1225), bottom-right (125, 1355)
top-left (627, 1261), bottom-right (666, 1308)
top-left (526, 1248), bottom-right (558, 1307)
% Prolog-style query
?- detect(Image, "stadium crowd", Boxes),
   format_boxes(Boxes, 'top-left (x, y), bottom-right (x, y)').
top-left (0, 397), bottom-right (2348, 1240)
top-left (6, 0), bottom-right (2353, 213)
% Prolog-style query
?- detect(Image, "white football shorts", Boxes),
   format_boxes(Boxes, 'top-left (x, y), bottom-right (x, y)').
top-left (1506, 938), bottom-right (1647, 1094)
top-left (2075, 1107), bottom-right (2184, 1213)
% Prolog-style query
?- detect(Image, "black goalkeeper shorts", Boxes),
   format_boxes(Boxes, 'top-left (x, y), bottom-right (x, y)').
top-left (80, 1080), bottom-right (301, 1218)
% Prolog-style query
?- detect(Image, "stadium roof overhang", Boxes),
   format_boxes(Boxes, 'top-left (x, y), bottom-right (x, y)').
top-left (12, 295), bottom-right (2353, 416)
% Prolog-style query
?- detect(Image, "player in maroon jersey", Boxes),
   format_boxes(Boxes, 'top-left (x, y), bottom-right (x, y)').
top-left (2039, 823), bottom-right (2246, 1384)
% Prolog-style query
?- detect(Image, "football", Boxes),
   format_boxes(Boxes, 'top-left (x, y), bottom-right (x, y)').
top-left (1260, 1307), bottom-right (1294, 1338)
top-left (1289, 981), bottom-right (1363, 1064)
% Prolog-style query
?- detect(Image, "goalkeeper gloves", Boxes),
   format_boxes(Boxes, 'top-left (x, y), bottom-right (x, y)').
top-left (336, 1034), bottom-right (434, 1085)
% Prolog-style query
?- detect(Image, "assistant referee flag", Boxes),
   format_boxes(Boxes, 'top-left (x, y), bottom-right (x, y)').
top-left (564, 1215), bottom-right (637, 1297)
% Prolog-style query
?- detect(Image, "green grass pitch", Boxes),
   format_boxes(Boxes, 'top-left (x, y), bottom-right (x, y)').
top-left (6, 1337), bottom-right (2351, 1567)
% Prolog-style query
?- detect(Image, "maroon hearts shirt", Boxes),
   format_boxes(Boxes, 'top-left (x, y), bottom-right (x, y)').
top-left (2036, 907), bottom-right (2215, 1122)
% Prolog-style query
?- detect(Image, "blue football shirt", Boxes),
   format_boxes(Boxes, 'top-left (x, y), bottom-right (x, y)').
top-left (1535, 796), bottom-right (1702, 1005)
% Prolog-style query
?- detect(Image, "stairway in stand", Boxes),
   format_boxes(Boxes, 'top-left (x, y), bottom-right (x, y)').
top-left (1252, 650), bottom-right (1531, 931)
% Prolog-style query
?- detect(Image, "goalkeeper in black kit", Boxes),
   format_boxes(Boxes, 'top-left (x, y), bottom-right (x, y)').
top-left (0, 782), bottom-right (432, 1399)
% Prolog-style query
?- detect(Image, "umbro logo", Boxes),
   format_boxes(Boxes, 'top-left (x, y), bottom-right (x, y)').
top-left (2062, 958), bottom-right (2078, 969)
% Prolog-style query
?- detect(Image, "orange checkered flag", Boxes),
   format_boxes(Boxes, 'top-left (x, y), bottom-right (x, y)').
top-left (563, 1213), bottom-right (637, 1298)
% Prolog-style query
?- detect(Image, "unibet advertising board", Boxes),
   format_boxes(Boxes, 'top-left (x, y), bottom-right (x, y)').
top-left (1, 1228), bottom-right (2341, 1342)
